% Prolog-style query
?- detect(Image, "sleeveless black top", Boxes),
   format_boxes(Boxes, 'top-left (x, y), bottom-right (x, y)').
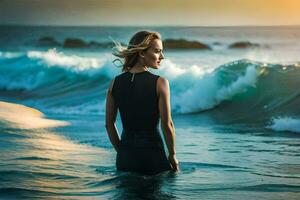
top-left (111, 71), bottom-right (171, 175)
top-left (112, 71), bottom-right (160, 132)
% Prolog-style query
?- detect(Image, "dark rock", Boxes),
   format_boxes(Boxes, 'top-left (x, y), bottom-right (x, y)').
top-left (37, 36), bottom-right (61, 46)
top-left (63, 38), bottom-right (88, 48)
top-left (62, 38), bottom-right (127, 49)
top-left (163, 39), bottom-right (211, 50)
top-left (229, 41), bottom-right (260, 49)
top-left (89, 41), bottom-right (115, 48)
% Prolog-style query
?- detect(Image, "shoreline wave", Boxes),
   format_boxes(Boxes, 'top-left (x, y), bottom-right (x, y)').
top-left (1, 50), bottom-right (299, 123)
top-left (0, 101), bottom-right (70, 129)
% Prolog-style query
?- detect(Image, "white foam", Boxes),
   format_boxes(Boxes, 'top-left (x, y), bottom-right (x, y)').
top-left (0, 49), bottom-right (121, 90)
top-left (27, 49), bottom-right (121, 78)
top-left (27, 49), bottom-right (104, 72)
top-left (149, 59), bottom-right (260, 113)
top-left (158, 59), bottom-right (213, 80)
top-left (0, 52), bottom-right (21, 59)
top-left (174, 65), bottom-right (258, 113)
top-left (267, 117), bottom-right (300, 133)
top-left (216, 66), bottom-right (257, 100)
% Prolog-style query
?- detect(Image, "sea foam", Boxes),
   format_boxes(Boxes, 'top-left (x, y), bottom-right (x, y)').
top-left (27, 49), bottom-right (102, 72)
top-left (267, 117), bottom-right (300, 133)
top-left (173, 65), bottom-right (258, 113)
top-left (1, 50), bottom-right (300, 117)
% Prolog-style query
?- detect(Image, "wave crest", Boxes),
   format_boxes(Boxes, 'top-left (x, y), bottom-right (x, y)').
top-left (267, 117), bottom-right (300, 133)
top-left (1, 51), bottom-right (300, 119)
top-left (170, 59), bottom-right (300, 122)
top-left (0, 49), bottom-right (117, 91)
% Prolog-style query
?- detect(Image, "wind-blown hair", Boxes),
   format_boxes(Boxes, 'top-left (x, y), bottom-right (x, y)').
top-left (112, 31), bottom-right (161, 72)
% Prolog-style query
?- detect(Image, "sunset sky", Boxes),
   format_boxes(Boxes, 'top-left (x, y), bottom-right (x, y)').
top-left (1, 0), bottom-right (300, 26)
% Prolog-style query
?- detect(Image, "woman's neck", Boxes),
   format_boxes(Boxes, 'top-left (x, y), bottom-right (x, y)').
top-left (129, 66), bottom-right (148, 73)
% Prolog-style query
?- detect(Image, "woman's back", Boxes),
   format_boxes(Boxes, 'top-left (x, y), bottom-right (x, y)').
top-left (112, 71), bottom-right (160, 131)
top-left (112, 71), bottom-right (171, 175)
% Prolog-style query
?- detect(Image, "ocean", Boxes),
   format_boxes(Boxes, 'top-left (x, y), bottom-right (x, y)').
top-left (0, 26), bottom-right (299, 199)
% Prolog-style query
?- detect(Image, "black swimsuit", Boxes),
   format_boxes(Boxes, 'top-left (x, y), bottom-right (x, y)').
top-left (112, 71), bottom-right (171, 175)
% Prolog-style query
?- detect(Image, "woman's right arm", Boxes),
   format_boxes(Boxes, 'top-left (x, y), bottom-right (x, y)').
top-left (157, 77), bottom-right (179, 171)
top-left (105, 79), bottom-right (120, 152)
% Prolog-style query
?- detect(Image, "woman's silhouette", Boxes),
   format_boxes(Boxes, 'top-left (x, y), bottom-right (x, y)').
top-left (105, 31), bottom-right (179, 175)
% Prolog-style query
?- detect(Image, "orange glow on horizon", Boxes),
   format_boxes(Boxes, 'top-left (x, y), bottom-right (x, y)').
top-left (1, 0), bottom-right (300, 26)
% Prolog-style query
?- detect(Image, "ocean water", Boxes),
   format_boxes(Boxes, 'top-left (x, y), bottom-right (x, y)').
top-left (0, 26), bottom-right (300, 199)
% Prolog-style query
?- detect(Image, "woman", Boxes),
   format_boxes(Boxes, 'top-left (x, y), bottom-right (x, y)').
top-left (105, 31), bottom-right (179, 175)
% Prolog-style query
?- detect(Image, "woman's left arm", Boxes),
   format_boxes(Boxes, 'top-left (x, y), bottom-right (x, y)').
top-left (105, 79), bottom-right (120, 152)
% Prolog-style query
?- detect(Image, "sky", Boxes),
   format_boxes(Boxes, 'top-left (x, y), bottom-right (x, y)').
top-left (1, 0), bottom-right (300, 26)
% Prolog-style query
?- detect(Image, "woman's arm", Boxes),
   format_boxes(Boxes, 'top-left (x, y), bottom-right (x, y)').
top-left (105, 79), bottom-right (120, 152)
top-left (157, 77), bottom-right (179, 171)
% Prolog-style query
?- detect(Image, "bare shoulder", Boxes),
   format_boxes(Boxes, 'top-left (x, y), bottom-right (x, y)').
top-left (157, 76), bottom-right (170, 96)
top-left (157, 76), bottom-right (169, 86)
top-left (108, 78), bottom-right (115, 93)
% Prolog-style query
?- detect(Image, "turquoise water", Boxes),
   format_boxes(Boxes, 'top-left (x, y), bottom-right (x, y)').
top-left (1, 114), bottom-right (299, 199)
top-left (0, 26), bottom-right (300, 199)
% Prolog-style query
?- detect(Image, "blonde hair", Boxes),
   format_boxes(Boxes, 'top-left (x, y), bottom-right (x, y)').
top-left (112, 31), bottom-right (161, 72)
